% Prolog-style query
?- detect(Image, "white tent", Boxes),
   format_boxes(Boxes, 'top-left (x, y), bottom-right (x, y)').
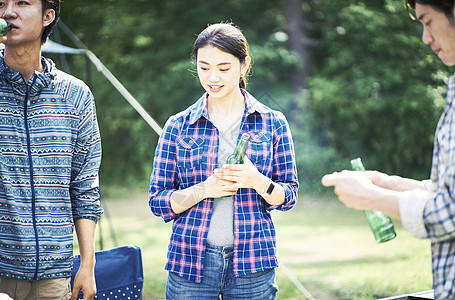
top-left (42, 39), bottom-right (86, 54)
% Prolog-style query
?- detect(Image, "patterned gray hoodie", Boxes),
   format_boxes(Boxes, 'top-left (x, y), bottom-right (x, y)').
top-left (0, 54), bottom-right (103, 281)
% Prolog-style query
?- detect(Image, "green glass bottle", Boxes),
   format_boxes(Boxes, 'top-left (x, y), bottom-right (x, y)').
top-left (226, 133), bottom-right (250, 164)
top-left (350, 157), bottom-right (396, 243)
top-left (0, 19), bottom-right (12, 37)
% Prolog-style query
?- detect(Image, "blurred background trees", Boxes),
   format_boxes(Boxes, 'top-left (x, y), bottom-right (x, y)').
top-left (48, 0), bottom-right (451, 193)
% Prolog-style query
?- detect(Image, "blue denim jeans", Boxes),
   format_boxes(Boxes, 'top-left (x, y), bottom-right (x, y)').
top-left (165, 243), bottom-right (278, 299)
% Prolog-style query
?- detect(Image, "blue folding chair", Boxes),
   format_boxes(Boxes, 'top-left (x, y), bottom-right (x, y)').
top-left (71, 245), bottom-right (144, 300)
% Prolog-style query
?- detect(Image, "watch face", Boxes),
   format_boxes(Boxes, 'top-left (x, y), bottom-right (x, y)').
top-left (266, 182), bottom-right (275, 195)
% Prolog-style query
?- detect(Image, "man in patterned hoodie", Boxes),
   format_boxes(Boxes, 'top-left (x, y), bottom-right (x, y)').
top-left (0, 0), bottom-right (103, 299)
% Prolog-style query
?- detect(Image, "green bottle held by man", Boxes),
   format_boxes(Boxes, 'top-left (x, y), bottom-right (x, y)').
top-left (226, 133), bottom-right (250, 164)
top-left (0, 19), bottom-right (12, 37)
top-left (351, 158), bottom-right (397, 243)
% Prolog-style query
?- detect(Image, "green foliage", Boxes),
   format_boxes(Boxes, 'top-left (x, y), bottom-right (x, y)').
top-left (306, 0), bottom-right (450, 180)
top-left (49, 0), bottom-right (453, 190)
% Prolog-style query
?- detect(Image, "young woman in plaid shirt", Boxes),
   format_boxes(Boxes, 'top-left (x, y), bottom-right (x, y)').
top-left (149, 23), bottom-right (298, 299)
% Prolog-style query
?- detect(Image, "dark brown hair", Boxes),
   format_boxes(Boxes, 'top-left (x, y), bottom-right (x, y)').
top-left (41, 0), bottom-right (60, 45)
top-left (192, 23), bottom-right (252, 89)
top-left (406, 0), bottom-right (455, 23)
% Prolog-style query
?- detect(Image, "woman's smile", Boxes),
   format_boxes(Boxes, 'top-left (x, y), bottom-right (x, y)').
top-left (208, 84), bottom-right (223, 92)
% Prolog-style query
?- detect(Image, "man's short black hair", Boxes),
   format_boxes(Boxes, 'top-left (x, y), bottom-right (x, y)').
top-left (41, 0), bottom-right (60, 45)
top-left (406, 0), bottom-right (455, 23)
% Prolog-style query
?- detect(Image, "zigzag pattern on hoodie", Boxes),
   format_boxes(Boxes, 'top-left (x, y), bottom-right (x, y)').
top-left (0, 55), bottom-right (103, 281)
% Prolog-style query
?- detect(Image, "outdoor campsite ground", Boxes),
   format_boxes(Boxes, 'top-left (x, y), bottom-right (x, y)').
top-left (86, 187), bottom-right (432, 299)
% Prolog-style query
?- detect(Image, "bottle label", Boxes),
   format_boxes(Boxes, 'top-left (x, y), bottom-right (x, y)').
top-left (379, 223), bottom-right (394, 232)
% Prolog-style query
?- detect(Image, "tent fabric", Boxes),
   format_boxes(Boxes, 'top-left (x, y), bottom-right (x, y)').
top-left (0, 39), bottom-right (85, 54)
top-left (42, 39), bottom-right (86, 54)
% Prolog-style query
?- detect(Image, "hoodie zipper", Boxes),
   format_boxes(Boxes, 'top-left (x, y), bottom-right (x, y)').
top-left (23, 75), bottom-right (39, 280)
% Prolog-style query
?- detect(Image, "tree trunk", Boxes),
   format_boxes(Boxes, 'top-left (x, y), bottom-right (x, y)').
top-left (284, 0), bottom-right (309, 93)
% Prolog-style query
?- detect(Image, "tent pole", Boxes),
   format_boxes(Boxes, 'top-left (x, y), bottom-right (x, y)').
top-left (86, 55), bottom-right (92, 87)
top-left (85, 50), bottom-right (163, 136)
top-left (51, 26), bottom-right (71, 73)
top-left (56, 19), bottom-right (162, 136)
top-left (56, 19), bottom-right (88, 50)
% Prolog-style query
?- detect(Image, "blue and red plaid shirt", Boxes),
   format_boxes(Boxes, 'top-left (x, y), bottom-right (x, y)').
top-left (149, 90), bottom-right (298, 283)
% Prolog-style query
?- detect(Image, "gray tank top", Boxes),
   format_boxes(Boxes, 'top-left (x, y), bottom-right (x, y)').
top-left (206, 122), bottom-right (241, 246)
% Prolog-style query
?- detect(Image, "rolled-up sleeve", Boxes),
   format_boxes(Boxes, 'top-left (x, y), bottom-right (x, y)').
top-left (402, 170), bottom-right (455, 242)
top-left (149, 117), bottom-right (181, 222)
top-left (399, 172), bottom-right (455, 243)
top-left (265, 113), bottom-right (298, 211)
top-left (422, 164), bottom-right (455, 242)
top-left (399, 189), bottom-right (430, 238)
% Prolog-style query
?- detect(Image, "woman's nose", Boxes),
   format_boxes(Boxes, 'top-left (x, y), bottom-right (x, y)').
top-left (209, 70), bottom-right (220, 82)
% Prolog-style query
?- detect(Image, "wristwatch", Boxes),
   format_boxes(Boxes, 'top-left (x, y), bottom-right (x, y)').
top-left (259, 180), bottom-right (275, 197)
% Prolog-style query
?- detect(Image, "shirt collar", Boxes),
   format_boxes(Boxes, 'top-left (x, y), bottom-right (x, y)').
top-left (448, 74), bottom-right (455, 106)
top-left (188, 93), bottom-right (210, 125)
top-left (243, 90), bottom-right (270, 114)
top-left (188, 89), bottom-right (268, 125)
top-left (0, 51), bottom-right (56, 95)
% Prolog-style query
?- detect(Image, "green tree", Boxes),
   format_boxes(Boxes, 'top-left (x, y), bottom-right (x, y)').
top-left (306, 0), bottom-right (450, 180)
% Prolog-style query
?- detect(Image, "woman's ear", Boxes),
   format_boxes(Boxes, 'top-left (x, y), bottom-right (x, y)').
top-left (241, 56), bottom-right (251, 77)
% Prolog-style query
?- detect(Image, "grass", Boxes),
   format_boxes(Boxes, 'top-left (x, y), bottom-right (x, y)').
top-left (273, 197), bottom-right (432, 299)
top-left (86, 187), bottom-right (432, 300)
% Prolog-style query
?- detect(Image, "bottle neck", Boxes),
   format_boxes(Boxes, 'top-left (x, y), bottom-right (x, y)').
top-left (234, 142), bottom-right (247, 159)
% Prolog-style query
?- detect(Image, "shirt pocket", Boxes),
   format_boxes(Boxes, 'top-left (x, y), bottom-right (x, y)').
top-left (176, 137), bottom-right (206, 187)
top-left (248, 131), bottom-right (273, 173)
